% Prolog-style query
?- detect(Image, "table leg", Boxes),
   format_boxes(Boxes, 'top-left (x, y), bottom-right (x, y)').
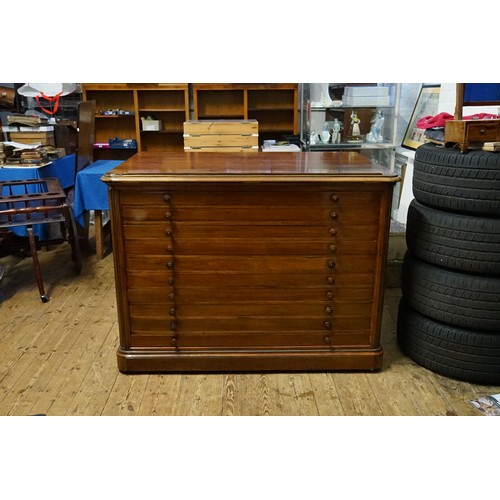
top-left (94, 210), bottom-right (105, 260)
top-left (27, 227), bottom-right (49, 303)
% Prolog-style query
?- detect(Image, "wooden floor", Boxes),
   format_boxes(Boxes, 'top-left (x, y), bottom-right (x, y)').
top-left (0, 242), bottom-right (498, 416)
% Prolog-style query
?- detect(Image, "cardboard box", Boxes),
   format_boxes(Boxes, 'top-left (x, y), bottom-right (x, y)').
top-left (343, 86), bottom-right (390, 97)
top-left (141, 118), bottom-right (161, 131)
top-left (9, 132), bottom-right (55, 146)
top-left (341, 95), bottom-right (391, 107)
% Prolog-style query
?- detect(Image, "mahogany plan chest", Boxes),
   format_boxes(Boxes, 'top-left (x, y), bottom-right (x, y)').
top-left (102, 152), bottom-right (399, 372)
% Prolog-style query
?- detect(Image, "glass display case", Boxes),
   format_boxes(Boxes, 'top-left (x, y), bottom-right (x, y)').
top-left (299, 83), bottom-right (401, 170)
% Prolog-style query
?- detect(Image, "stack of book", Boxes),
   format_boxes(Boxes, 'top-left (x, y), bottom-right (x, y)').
top-left (483, 142), bottom-right (500, 152)
top-left (7, 113), bottom-right (49, 127)
top-left (18, 149), bottom-right (50, 165)
top-left (3, 146), bottom-right (51, 166)
top-left (0, 144), bottom-right (15, 165)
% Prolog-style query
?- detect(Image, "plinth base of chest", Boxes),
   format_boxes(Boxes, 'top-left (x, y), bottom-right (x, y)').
top-left (116, 347), bottom-right (384, 373)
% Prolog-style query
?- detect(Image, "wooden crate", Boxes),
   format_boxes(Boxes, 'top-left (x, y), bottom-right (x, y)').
top-left (183, 120), bottom-right (258, 152)
top-left (10, 132), bottom-right (55, 146)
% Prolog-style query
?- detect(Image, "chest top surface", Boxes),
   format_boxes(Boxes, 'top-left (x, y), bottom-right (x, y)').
top-left (101, 152), bottom-right (400, 184)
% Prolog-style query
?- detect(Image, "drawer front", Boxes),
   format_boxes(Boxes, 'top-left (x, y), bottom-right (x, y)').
top-left (123, 222), bottom-right (378, 241)
top-left (466, 122), bottom-right (499, 142)
top-left (121, 205), bottom-right (378, 224)
top-left (125, 254), bottom-right (377, 273)
top-left (119, 188), bottom-right (381, 208)
top-left (124, 237), bottom-right (377, 256)
top-left (127, 331), bottom-right (372, 349)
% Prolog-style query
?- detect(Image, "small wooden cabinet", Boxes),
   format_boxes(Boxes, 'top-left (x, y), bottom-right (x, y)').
top-left (444, 119), bottom-right (500, 153)
top-left (192, 84), bottom-right (298, 146)
top-left (82, 83), bottom-right (189, 160)
top-left (103, 152), bottom-right (399, 373)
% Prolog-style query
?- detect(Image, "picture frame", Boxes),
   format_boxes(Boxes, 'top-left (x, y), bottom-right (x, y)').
top-left (402, 84), bottom-right (441, 150)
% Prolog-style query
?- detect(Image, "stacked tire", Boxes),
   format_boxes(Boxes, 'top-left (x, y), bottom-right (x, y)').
top-left (397, 143), bottom-right (500, 384)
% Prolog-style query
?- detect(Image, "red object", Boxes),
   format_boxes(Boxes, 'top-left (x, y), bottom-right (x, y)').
top-left (463, 112), bottom-right (497, 120)
top-left (35, 91), bottom-right (63, 115)
top-left (416, 112), bottom-right (454, 129)
top-left (417, 111), bottom-right (498, 129)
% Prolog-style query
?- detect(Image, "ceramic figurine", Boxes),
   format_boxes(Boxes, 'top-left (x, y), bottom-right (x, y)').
top-left (320, 123), bottom-right (331, 143)
top-left (331, 118), bottom-right (341, 143)
top-left (366, 110), bottom-right (384, 143)
top-left (351, 111), bottom-right (361, 138)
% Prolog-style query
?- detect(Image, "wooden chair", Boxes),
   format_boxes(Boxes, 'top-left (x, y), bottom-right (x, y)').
top-left (0, 178), bottom-right (82, 302)
top-left (70, 100), bottom-right (98, 248)
top-left (75, 100), bottom-right (96, 176)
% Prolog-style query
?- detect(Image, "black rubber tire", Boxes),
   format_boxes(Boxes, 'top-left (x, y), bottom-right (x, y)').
top-left (413, 143), bottom-right (500, 216)
top-left (401, 252), bottom-right (500, 332)
top-left (406, 199), bottom-right (500, 276)
top-left (397, 299), bottom-right (500, 385)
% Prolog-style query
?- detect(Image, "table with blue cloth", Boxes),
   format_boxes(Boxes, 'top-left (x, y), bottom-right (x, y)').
top-left (0, 154), bottom-right (76, 239)
top-left (73, 160), bottom-right (124, 259)
top-left (0, 153), bottom-right (76, 189)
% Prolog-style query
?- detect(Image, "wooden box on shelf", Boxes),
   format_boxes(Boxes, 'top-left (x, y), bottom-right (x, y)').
top-left (183, 120), bottom-right (259, 152)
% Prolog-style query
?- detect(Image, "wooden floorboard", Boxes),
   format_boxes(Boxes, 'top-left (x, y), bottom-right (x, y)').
top-left (1, 245), bottom-right (499, 416)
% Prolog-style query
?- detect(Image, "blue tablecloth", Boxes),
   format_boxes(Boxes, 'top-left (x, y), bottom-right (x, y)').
top-left (73, 160), bottom-right (124, 226)
top-left (0, 154), bottom-right (76, 190)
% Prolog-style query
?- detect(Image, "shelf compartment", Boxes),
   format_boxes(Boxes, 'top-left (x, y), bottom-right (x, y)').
top-left (195, 90), bottom-right (245, 119)
top-left (84, 90), bottom-right (135, 112)
top-left (138, 89), bottom-right (187, 110)
top-left (140, 132), bottom-right (184, 152)
top-left (248, 89), bottom-right (296, 110)
top-left (249, 109), bottom-right (295, 132)
top-left (139, 110), bottom-right (186, 133)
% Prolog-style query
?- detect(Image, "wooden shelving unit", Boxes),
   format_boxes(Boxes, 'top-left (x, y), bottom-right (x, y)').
top-left (81, 83), bottom-right (190, 159)
top-left (192, 84), bottom-right (298, 145)
top-left (82, 83), bottom-right (297, 156)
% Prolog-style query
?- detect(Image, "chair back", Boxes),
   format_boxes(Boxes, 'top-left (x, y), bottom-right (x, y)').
top-left (75, 100), bottom-right (96, 180)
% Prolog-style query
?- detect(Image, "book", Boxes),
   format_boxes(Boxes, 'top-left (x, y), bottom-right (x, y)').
top-left (482, 142), bottom-right (500, 152)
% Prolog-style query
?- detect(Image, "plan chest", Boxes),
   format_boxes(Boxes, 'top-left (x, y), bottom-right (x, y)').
top-left (102, 152), bottom-right (399, 372)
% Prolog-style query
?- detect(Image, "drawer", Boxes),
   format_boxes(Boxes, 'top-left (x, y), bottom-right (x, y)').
top-left (126, 271), bottom-right (374, 290)
top-left (125, 254), bottom-right (377, 273)
top-left (131, 302), bottom-right (331, 317)
top-left (130, 301), bottom-right (372, 319)
top-left (123, 222), bottom-right (379, 241)
top-left (127, 330), bottom-right (373, 349)
top-left (130, 314), bottom-right (372, 334)
top-left (119, 188), bottom-right (381, 208)
top-left (124, 237), bottom-right (377, 256)
top-left (121, 205), bottom-right (379, 224)
top-left (466, 122), bottom-right (499, 142)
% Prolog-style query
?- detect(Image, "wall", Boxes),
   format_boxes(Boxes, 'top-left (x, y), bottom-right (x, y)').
top-left (438, 82), bottom-right (500, 116)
